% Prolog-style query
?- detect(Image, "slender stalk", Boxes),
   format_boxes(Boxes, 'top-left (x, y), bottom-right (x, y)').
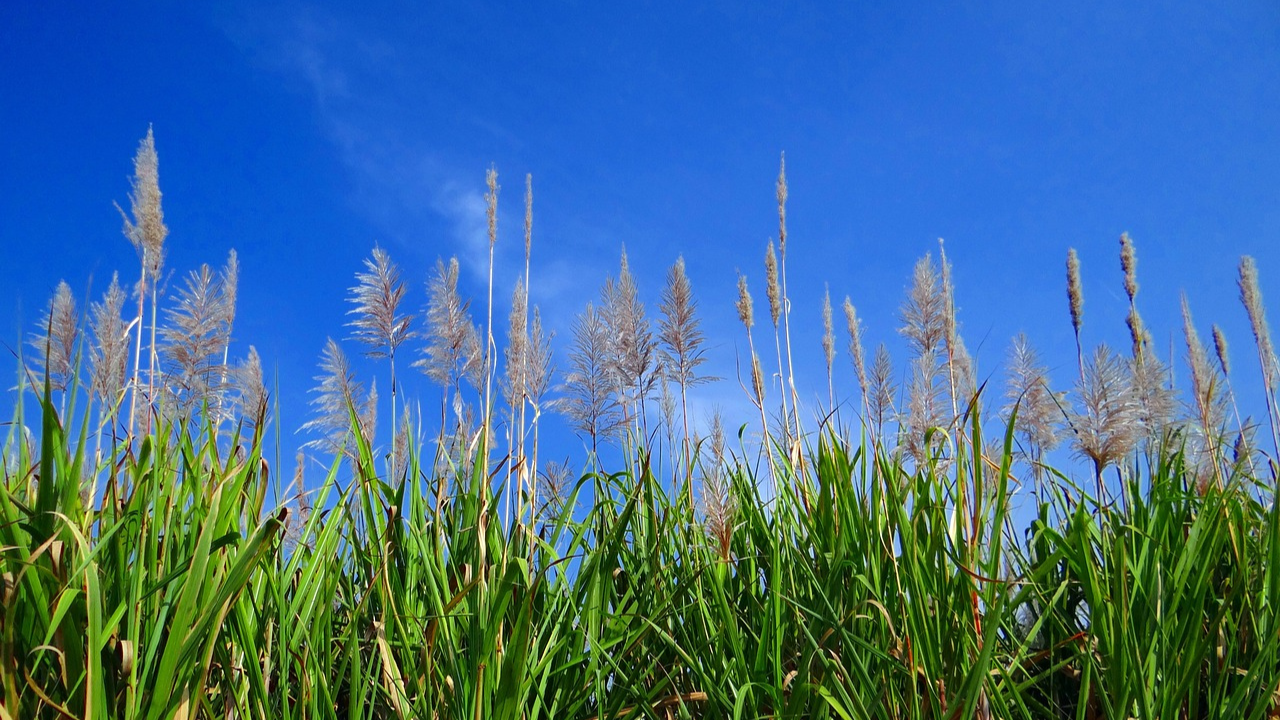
top-left (774, 156), bottom-right (803, 458)
top-left (128, 255), bottom-right (147, 439)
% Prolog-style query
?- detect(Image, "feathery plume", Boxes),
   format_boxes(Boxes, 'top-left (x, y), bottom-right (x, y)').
top-left (1239, 255), bottom-right (1278, 384)
top-left (1130, 350), bottom-right (1177, 443)
top-left (30, 280), bottom-right (80, 393)
top-left (904, 350), bottom-right (948, 465)
top-left (88, 274), bottom-right (129, 407)
top-left (773, 159), bottom-right (803, 446)
top-left (1125, 307), bottom-right (1148, 362)
top-left (899, 254), bottom-right (950, 461)
top-left (213, 250), bottom-right (241, 422)
top-left (301, 338), bottom-right (365, 459)
top-left (218, 250), bottom-right (239, 347)
top-left (417, 257), bottom-right (484, 391)
top-left (119, 128), bottom-right (169, 439)
top-left (120, 128), bottom-right (168, 286)
top-left (764, 240), bottom-right (794, 442)
top-left (952, 334), bottom-right (977, 414)
top-left (1067, 249), bottom-right (1084, 371)
top-left (160, 264), bottom-right (228, 419)
top-left (1119, 232), bottom-right (1138, 301)
top-left (537, 459), bottom-right (573, 519)
top-left (282, 452), bottom-right (312, 552)
top-left (524, 174), bottom-right (533, 262)
top-left (937, 239), bottom-right (972, 417)
top-left (868, 344), bottom-right (896, 442)
top-left (1118, 234), bottom-right (1148, 359)
top-left (821, 285), bottom-right (835, 406)
top-left (347, 246), bottom-right (414, 361)
top-left (503, 280), bottom-right (531, 543)
top-left (939, 240), bottom-right (957, 352)
top-left (736, 273), bottom-right (754, 330)
top-left (503, 278), bottom-right (529, 410)
top-left (1237, 255), bottom-right (1280, 459)
top-left (1239, 257), bottom-right (1275, 366)
top-left (391, 405), bottom-right (411, 481)
top-left (1231, 423), bottom-right (1259, 477)
top-left (659, 256), bottom-right (713, 393)
top-left (659, 255), bottom-right (714, 466)
top-left (347, 246), bottom-right (410, 470)
top-left (485, 167), bottom-right (499, 251)
top-left (1069, 344), bottom-right (1140, 489)
top-left (601, 247), bottom-right (658, 428)
top-left (736, 272), bottom-right (774, 482)
top-left (1004, 334), bottom-right (1061, 469)
top-left (560, 302), bottom-right (624, 455)
top-left (842, 297), bottom-right (869, 417)
top-left (750, 353), bottom-right (766, 408)
top-left (1182, 295), bottom-right (1227, 488)
top-left (899, 254), bottom-right (946, 357)
top-left (526, 306), bottom-right (554, 409)
top-left (776, 154), bottom-right (788, 256)
top-left (235, 346), bottom-right (269, 430)
top-left (764, 241), bottom-right (781, 328)
top-left (1212, 324), bottom-right (1230, 376)
top-left (480, 165), bottom-right (500, 486)
top-left (88, 277), bottom-right (128, 499)
top-left (700, 411), bottom-right (734, 562)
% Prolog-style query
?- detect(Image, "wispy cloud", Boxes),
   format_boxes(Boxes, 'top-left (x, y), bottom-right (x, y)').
top-left (223, 5), bottom-right (519, 283)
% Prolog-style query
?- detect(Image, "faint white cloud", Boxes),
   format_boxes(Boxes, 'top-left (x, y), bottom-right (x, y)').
top-left (428, 181), bottom-right (493, 284)
top-left (223, 4), bottom-right (508, 282)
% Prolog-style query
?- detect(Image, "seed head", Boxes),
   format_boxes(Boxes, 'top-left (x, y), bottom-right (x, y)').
top-left (735, 273), bottom-right (754, 330)
top-left (485, 166), bottom-right (499, 249)
top-left (89, 273), bottom-right (129, 405)
top-left (843, 297), bottom-right (868, 401)
top-left (899, 253), bottom-right (945, 357)
top-left (524, 174), bottom-right (533, 262)
top-left (1067, 248), bottom-right (1084, 341)
top-left (775, 153), bottom-right (788, 258)
top-left (1070, 344), bottom-right (1139, 476)
top-left (1238, 256), bottom-right (1276, 385)
top-left (750, 352), bottom-right (766, 406)
top-left (1212, 324), bottom-right (1230, 376)
top-left (821, 285), bottom-right (835, 374)
top-left (120, 127), bottom-right (168, 285)
top-left (1004, 333), bottom-right (1061, 459)
top-left (765, 241), bottom-right (781, 328)
top-left (1119, 232), bottom-right (1138, 302)
top-left (30, 280), bottom-right (80, 392)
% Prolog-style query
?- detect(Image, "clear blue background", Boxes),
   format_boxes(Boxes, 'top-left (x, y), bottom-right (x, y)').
top-left (2, 1), bottom-right (1278, 478)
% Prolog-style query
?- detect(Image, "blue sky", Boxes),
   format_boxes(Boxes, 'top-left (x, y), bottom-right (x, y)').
top-left (2, 1), bottom-right (1279, 479)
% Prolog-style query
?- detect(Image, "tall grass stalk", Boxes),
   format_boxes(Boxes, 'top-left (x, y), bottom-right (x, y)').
top-left (5, 138), bottom-right (1280, 719)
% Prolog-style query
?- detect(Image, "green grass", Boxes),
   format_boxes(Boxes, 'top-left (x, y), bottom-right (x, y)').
top-left (2, 376), bottom-right (1277, 719)
top-left (5, 138), bottom-right (1278, 718)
